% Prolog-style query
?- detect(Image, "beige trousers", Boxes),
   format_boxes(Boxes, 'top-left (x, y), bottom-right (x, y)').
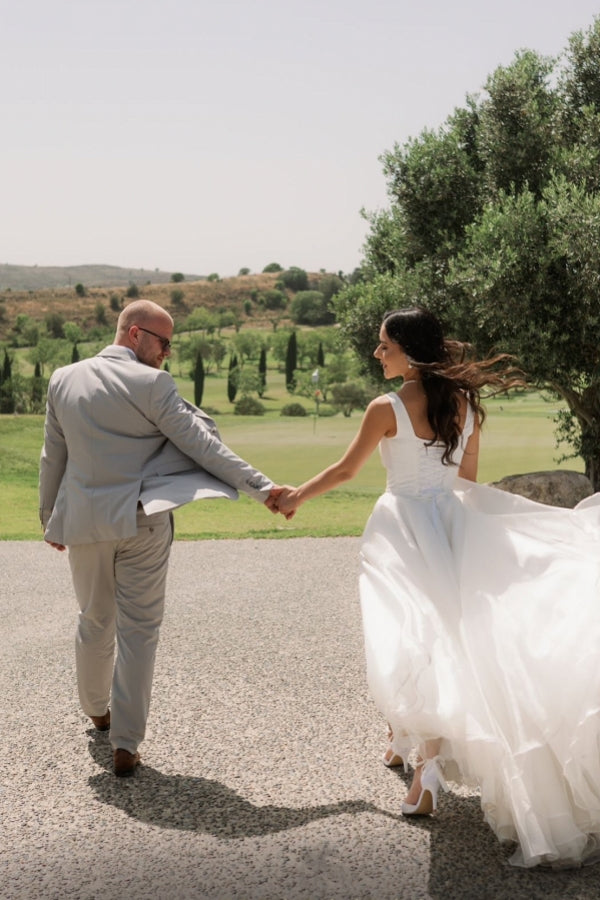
top-left (68, 508), bottom-right (173, 754)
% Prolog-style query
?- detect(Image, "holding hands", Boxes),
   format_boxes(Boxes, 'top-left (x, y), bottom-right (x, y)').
top-left (266, 486), bottom-right (302, 519)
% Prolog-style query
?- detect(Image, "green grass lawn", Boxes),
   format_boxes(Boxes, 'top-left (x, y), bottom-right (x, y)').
top-left (0, 390), bottom-right (582, 541)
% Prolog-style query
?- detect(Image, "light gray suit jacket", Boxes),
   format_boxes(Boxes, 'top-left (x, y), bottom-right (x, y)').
top-left (39, 345), bottom-right (274, 545)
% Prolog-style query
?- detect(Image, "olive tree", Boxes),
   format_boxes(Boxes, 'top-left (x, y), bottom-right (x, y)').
top-left (335, 17), bottom-right (600, 487)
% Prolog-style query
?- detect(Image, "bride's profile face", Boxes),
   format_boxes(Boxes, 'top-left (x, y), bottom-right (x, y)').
top-left (374, 324), bottom-right (410, 379)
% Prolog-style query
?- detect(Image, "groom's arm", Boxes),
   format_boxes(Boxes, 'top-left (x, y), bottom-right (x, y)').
top-left (149, 373), bottom-right (275, 502)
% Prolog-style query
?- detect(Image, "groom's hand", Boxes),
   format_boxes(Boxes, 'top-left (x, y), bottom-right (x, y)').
top-left (265, 486), bottom-right (297, 519)
top-left (276, 486), bottom-right (298, 519)
top-left (265, 486), bottom-right (283, 513)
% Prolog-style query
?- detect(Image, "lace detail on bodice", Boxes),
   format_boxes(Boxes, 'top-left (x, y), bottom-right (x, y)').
top-left (379, 392), bottom-right (474, 497)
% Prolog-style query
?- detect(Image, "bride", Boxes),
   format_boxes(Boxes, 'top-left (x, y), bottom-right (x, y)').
top-left (275, 307), bottom-right (600, 868)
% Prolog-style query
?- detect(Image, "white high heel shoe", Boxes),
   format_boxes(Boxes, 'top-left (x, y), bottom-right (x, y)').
top-left (382, 727), bottom-right (411, 773)
top-left (382, 745), bottom-right (411, 773)
top-left (401, 756), bottom-right (448, 815)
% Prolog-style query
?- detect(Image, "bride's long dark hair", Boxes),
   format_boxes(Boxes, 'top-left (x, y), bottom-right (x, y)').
top-left (382, 307), bottom-right (525, 465)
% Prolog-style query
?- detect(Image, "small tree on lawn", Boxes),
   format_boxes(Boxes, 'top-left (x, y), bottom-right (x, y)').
top-left (330, 382), bottom-right (370, 418)
top-left (31, 361), bottom-right (44, 410)
top-left (227, 353), bottom-right (239, 403)
top-left (0, 349), bottom-right (14, 413)
top-left (258, 347), bottom-right (267, 397)
top-left (285, 331), bottom-right (297, 392)
top-left (193, 348), bottom-right (205, 407)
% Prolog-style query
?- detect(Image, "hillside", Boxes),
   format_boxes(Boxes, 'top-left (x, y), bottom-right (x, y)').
top-left (0, 263), bottom-right (203, 292)
top-left (0, 271), bottom-right (301, 340)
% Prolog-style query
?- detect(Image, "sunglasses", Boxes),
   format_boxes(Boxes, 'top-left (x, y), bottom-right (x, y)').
top-left (136, 326), bottom-right (171, 352)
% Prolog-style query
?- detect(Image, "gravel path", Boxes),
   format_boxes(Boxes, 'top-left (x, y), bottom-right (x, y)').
top-left (1, 539), bottom-right (598, 899)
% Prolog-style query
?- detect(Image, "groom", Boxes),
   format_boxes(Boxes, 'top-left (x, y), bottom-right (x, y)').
top-left (40, 299), bottom-right (280, 776)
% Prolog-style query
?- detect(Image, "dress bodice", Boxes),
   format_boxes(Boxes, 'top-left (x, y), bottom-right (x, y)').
top-left (379, 392), bottom-right (474, 497)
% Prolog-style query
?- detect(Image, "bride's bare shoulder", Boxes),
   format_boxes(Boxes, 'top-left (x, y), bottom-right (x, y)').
top-left (366, 393), bottom-right (397, 437)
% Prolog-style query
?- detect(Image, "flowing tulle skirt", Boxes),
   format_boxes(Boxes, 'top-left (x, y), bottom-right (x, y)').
top-left (359, 479), bottom-right (600, 868)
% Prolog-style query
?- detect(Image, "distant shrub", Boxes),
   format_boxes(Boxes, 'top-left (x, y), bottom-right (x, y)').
top-left (95, 302), bottom-right (107, 325)
top-left (262, 289), bottom-right (286, 310)
top-left (45, 312), bottom-right (65, 338)
top-left (109, 294), bottom-right (121, 312)
top-left (171, 272), bottom-right (185, 282)
top-left (263, 262), bottom-right (283, 273)
top-left (74, 283), bottom-right (86, 297)
top-left (281, 402), bottom-right (307, 417)
top-left (234, 396), bottom-right (265, 416)
top-left (315, 404), bottom-right (338, 417)
top-left (238, 267), bottom-right (251, 276)
top-left (126, 283), bottom-right (139, 298)
top-left (281, 267), bottom-right (308, 291)
top-left (171, 288), bottom-right (185, 307)
top-left (207, 272), bottom-right (220, 282)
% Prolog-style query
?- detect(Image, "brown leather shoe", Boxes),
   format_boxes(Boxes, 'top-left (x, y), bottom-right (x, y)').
top-left (90, 710), bottom-right (110, 731)
top-left (114, 748), bottom-right (141, 777)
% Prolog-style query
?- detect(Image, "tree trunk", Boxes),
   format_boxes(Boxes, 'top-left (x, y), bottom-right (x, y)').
top-left (579, 419), bottom-right (600, 492)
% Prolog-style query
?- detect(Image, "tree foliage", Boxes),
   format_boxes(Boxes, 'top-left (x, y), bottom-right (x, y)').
top-left (185, 306), bottom-right (219, 335)
top-left (334, 17), bottom-right (600, 486)
top-left (289, 290), bottom-right (335, 326)
top-left (232, 330), bottom-right (264, 364)
top-left (180, 335), bottom-right (226, 375)
top-left (330, 382), bottom-right (371, 418)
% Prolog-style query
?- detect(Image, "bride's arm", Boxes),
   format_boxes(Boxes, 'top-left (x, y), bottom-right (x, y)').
top-left (278, 398), bottom-right (393, 515)
top-left (458, 419), bottom-right (480, 482)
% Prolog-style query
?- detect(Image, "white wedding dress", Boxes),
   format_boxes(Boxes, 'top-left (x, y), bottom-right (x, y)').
top-left (359, 391), bottom-right (600, 868)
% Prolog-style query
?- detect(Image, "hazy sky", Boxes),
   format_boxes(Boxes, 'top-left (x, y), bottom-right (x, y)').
top-left (2, 0), bottom-right (599, 277)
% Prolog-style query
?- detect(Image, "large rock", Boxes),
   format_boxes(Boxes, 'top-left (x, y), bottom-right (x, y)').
top-left (490, 470), bottom-right (593, 508)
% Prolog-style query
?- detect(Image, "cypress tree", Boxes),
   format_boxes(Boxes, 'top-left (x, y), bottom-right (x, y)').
top-left (227, 353), bottom-right (238, 403)
top-left (285, 332), bottom-right (297, 392)
top-left (258, 347), bottom-right (267, 397)
top-left (31, 361), bottom-right (43, 407)
top-left (317, 341), bottom-right (325, 367)
top-left (194, 348), bottom-right (205, 407)
top-left (0, 350), bottom-right (14, 414)
top-left (2, 349), bottom-right (11, 382)
top-left (71, 343), bottom-right (80, 363)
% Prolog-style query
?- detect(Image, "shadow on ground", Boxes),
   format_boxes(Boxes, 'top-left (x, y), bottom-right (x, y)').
top-left (88, 733), bottom-right (395, 839)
